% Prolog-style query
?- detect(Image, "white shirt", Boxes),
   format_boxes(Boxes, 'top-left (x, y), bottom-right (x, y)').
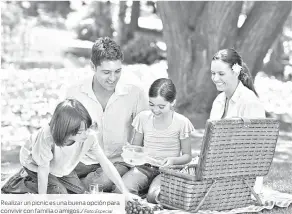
top-left (20, 125), bottom-right (103, 177)
top-left (132, 110), bottom-right (195, 160)
top-left (210, 81), bottom-right (265, 120)
top-left (65, 75), bottom-right (148, 164)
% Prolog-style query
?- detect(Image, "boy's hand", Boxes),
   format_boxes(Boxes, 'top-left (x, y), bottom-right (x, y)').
top-left (86, 122), bottom-right (99, 141)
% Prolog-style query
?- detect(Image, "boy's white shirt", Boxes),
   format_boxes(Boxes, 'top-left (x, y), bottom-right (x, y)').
top-left (20, 125), bottom-right (105, 177)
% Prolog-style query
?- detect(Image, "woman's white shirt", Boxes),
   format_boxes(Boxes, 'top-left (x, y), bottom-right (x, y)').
top-left (210, 81), bottom-right (265, 119)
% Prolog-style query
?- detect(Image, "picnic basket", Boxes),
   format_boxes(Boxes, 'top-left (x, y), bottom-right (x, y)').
top-left (159, 118), bottom-right (280, 212)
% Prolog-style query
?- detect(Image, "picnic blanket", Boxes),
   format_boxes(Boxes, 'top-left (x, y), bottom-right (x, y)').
top-left (154, 187), bottom-right (292, 214)
top-left (2, 170), bottom-right (292, 213)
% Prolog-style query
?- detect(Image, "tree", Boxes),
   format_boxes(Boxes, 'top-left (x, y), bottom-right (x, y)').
top-left (157, 1), bottom-right (291, 128)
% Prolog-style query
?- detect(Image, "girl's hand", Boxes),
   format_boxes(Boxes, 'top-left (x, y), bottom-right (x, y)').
top-left (162, 157), bottom-right (176, 166)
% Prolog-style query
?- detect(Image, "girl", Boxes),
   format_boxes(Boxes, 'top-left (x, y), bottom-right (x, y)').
top-left (210, 48), bottom-right (266, 194)
top-left (13, 99), bottom-right (133, 198)
top-left (120, 78), bottom-right (194, 203)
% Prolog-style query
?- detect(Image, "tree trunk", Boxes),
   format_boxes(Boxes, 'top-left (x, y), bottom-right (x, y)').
top-left (130, 1), bottom-right (140, 33)
top-left (157, 1), bottom-right (291, 128)
top-left (114, 1), bottom-right (127, 45)
top-left (236, 1), bottom-right (291, 77)
top-left (158, 1), bottom-right (243, 127)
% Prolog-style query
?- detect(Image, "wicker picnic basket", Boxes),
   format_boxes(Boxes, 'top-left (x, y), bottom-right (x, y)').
top-left (159, 118), bottom-right (280, 212)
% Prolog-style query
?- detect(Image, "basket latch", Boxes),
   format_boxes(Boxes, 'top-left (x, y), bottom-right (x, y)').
top-left (241, 117), bottom-right (251, 128)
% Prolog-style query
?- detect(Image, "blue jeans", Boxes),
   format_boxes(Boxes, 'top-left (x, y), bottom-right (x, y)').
top-left (24, 167), bottom-right (86, 194)
top-left (119, 164), bottom-right (160, 197)
top-left (75, 162), bottom-right (131, 192)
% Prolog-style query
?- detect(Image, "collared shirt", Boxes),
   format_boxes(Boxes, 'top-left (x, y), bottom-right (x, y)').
top-left (20, 125), bottom-right (104, 177)
top-left (65, 75), bottom-right (148, 164)
top-left (210, 81), bottom-right (265, 120)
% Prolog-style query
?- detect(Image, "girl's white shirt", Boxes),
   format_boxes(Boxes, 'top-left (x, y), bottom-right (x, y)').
top-left (20, 124), bottom-right (103, 177)
top-left (132, 110), bottom-right (195, 160)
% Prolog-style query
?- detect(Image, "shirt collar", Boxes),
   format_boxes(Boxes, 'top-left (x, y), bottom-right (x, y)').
top-left (80, 75), bottom-right (130, 97)
top-left (229, 81), bottom-right (244, 104)
top-left (216, 81), bottom-right (244, 104)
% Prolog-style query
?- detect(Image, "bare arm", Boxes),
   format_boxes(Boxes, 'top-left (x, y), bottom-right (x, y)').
top-left (37, 166), bottom-right (50, 194)
top-left (87, 130), bottom-right (129, 194)
top-left (163, 137), bottom-right (192, 166)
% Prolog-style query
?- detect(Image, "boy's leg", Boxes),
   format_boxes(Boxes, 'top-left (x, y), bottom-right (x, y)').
top-left (24, 167), bottom-right (68, 194)
top-left (1, 168), bottom-right (36, 194)
top-left (58, 170), bottom-right (86, 194)
top-left (81, 162), bottom-right (130, 192)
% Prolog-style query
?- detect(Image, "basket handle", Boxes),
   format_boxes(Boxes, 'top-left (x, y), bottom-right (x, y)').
top-left (242, 179), bottom-right (263, 205)
top-left (194, 180), bottom-right (217, 212)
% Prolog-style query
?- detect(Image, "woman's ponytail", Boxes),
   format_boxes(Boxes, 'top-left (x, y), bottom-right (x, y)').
top-left (239, 62), bottom-right (258, 96)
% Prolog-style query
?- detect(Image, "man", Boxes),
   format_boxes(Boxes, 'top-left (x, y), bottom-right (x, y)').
top-left (65, 37), bottom-right (148, 191)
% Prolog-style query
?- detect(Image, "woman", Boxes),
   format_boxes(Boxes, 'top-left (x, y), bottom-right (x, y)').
top-left (210, 48), bottom-right (265, 194)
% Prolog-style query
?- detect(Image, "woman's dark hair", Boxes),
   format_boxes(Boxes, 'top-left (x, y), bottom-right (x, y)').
top-left (49, 99), bottom-right (92, 146)
top-left (149, 78), bottom-right (176, 102)
top-left (212, 48), bottom-right (258, 96)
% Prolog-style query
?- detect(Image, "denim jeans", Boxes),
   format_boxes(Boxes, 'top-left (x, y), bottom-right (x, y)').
top-left (75, 162), bottom-right (131, 192)
top-left (118, 164), bottom-right (160, 197)
top-left (24, 167), bottom-right (86, 194)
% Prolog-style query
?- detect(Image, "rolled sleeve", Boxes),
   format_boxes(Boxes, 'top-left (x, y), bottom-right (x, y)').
top-left (132, 112), bottom-right (144, 134)
top-left (133, 89), bottom-right (148, 119)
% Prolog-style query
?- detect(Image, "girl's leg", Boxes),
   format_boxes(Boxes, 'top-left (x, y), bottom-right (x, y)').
top-left (114, 167), bottom-right (149, 195)
top-left (74, 162), bottom-right (100, 179)
top-left (147, 174), bottom-right (162, 204)
top-left (81, 162), bottom-right (130, 192)
top-left (113, 165), bottom-right (159, 197)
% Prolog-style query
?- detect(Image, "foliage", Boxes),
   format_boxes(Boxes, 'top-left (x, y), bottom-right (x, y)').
top-left (1, 2), bottom-right (23, 30)
top-left (122, 34), bottom-right (166, 65)
top-left (20, 1), bottom-right (72, 18)
top-left (73, 1), bottom-right (114, 41)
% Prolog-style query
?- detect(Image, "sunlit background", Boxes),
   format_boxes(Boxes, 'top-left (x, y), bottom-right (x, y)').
top-left (1, 2), bottom-right (292, 209)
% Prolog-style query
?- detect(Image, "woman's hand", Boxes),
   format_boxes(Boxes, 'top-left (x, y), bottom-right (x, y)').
top-left (162, 157), bottom-right (176, 166)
